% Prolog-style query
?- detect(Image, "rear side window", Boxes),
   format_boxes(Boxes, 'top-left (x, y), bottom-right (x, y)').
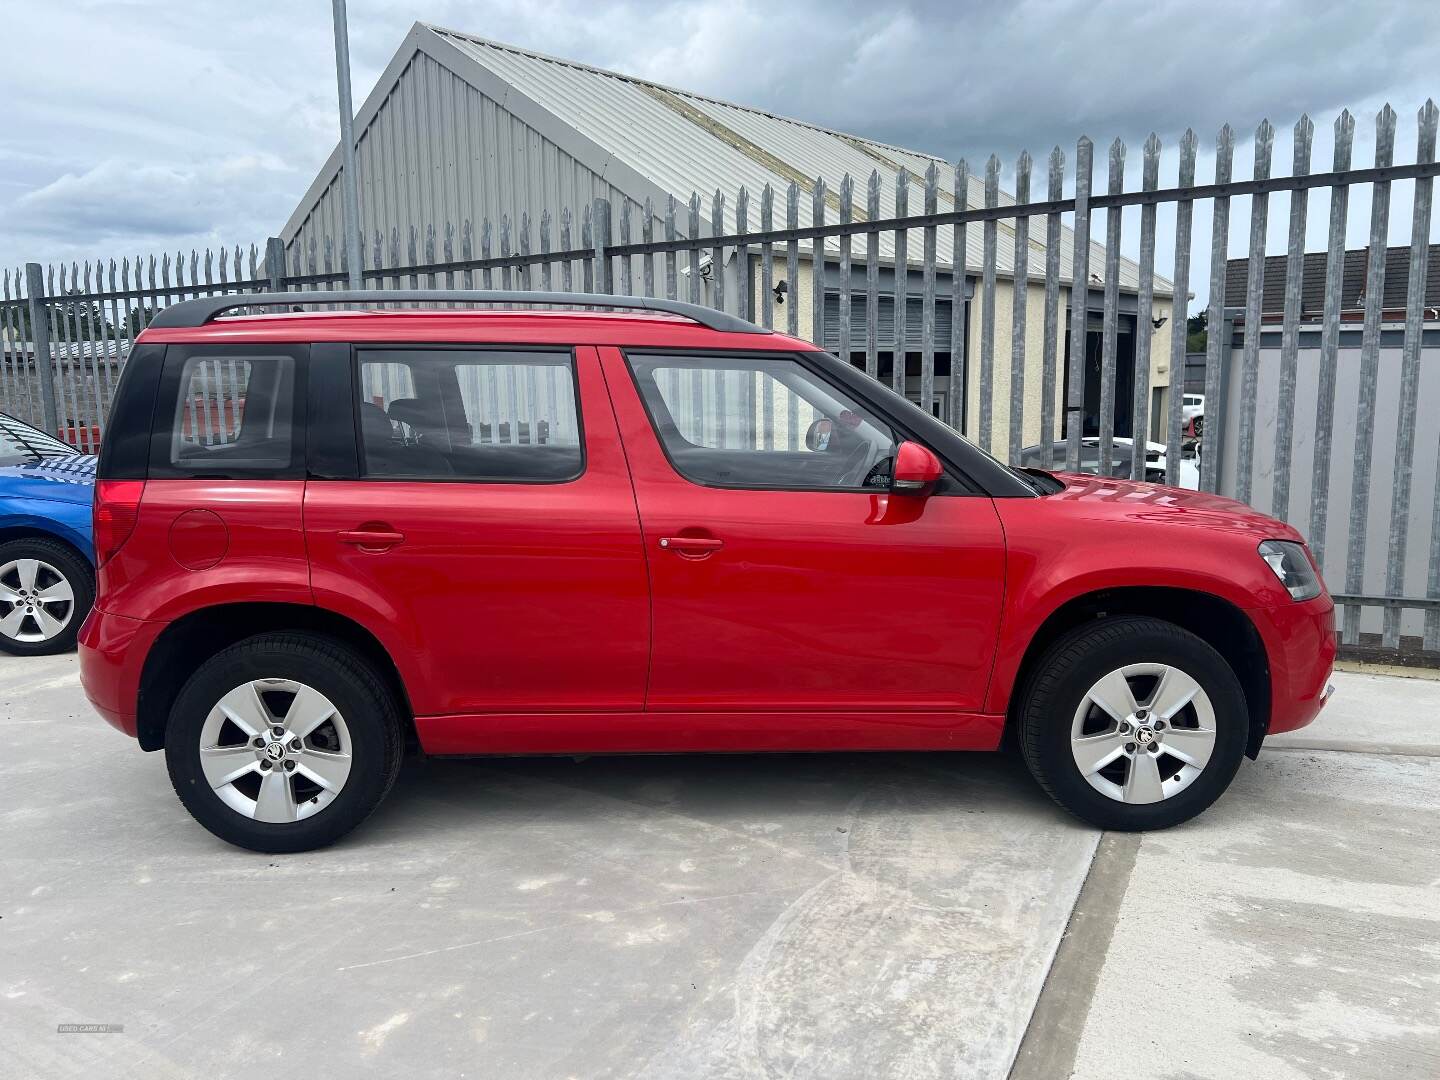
top-left (356, 350), bottom-right (582, 482)
top-left (154, 347), bottom-right (303, 476)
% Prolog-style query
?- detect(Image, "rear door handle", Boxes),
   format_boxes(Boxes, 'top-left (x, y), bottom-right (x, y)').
top-left (659, 536), bottom-right (724, 556)
top-left (338, 528), bottom-right (406, 550)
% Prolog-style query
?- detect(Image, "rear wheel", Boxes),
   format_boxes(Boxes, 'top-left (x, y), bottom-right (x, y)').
top-left (165, 633), bottom-right (403, 852)
top-left (1019, 616), bottom-right (1248, 830)
top-left (0, 538), bottom-right (93, 655)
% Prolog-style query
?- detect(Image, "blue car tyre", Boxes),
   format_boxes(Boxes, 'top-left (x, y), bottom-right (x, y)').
top-left (0, 536), bottom-right (94, 655)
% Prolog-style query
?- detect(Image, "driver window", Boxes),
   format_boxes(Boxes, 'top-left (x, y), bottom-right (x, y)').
top-left (627, 354), bottom-right (897, 490)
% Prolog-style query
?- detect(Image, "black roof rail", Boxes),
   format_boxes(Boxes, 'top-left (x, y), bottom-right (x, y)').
top-left (144, 290), bottom-right (770, 335)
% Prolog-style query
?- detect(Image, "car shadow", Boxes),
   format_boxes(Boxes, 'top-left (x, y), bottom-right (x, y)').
top-left (359, 747), bottom-right (1076, 842)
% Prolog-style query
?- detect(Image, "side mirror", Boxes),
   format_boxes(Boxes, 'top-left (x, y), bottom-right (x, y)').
top-left (891, 441), bottom-right (943, 495)
top-left (805, 418), bottom-right (834, 451)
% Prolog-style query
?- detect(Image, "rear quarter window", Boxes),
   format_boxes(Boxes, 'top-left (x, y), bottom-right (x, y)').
top-left (150, 345), bottom-right (305, 478)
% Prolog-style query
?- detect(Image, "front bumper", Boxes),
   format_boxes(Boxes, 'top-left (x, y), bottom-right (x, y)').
top-left (1253, 594), bottom-right (1337, 740)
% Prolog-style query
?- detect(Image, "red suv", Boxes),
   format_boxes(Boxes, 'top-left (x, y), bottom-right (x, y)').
top-left (78, 291), bottom-right (1336, 852)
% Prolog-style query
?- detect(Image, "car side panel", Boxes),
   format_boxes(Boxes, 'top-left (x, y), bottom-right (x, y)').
top-left (989, 494), bottom-right (1331, 720)
top-left (96, 480), bottom-right (311, 619)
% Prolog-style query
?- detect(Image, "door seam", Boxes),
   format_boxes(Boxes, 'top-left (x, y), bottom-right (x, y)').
top-left (593, 345), bottom-right (656, 713)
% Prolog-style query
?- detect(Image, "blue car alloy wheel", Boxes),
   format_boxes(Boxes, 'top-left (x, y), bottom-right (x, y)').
top-left (0, 412), bottom-right (97, 655)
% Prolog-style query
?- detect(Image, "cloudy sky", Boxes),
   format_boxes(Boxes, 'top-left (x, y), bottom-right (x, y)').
top-left (3, 0), bottom-right (1437, 308)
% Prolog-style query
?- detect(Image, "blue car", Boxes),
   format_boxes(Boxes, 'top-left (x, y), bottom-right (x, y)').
top-left (0, 411), bottom-right (95, 655)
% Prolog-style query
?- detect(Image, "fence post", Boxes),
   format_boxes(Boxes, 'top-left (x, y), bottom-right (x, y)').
top-left (23, 263), bottom-right (59, 435)
top-left (592, 198), bottom-right (612, 294)
top-left (265, 238), bottom-right (287, 293)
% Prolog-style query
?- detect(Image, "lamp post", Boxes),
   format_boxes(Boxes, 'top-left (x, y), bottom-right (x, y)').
top-left (331, 0), bottom-right (364, 289)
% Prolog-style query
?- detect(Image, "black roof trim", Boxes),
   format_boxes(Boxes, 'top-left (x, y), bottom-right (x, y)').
top-left (145, 290), bottom-right (771, 335)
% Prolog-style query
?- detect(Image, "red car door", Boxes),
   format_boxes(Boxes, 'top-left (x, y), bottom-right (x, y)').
top-left (303, 345), bottom-right (650, 724)
top-left (600, 347), bottom-right (1007, 748)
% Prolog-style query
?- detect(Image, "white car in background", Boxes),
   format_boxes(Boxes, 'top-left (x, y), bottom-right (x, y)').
top-left (1018, 437), bottom-right (1201, 490)
top-left (1183, 393), bottom-right (1205, 436)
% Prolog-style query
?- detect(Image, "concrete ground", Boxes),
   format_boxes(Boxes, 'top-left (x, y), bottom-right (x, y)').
top-left (1, 657), bottom-right (1436, 1079)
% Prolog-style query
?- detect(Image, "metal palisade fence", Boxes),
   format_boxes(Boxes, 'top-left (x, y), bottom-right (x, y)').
top-left (2, 102), bottom-right (1439, 653)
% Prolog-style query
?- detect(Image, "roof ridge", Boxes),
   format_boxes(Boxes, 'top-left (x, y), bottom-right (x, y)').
top-left (421, 22), bottom-right (949, 165)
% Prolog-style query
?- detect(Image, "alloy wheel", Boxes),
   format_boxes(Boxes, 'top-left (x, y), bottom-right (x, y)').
top-left (1069, 663), bottom-right (1217, 804)
top-left (0, 558), bottom-right (76, 643)
top-left (198, 678), bottom-right (353, 823)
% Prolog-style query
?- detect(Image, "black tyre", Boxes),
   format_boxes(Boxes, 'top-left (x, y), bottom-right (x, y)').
top-left (0, 537), bottom-right (94, 656)
top-left (1192, 415), bottom-right (1204, 438)
top-left (1018, 616), bottom-right (1248, 831)
top-left (165, 633), bottom-right (404, 853)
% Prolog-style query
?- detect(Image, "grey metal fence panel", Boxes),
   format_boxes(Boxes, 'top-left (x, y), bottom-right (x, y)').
top-left (922, 163), bottom-right (939, 416)
top-left (1271, 115), bottom-right (1315, 520)
top-left (1341, 106), bottom-right (1398, 645)
top-left (811, 180), bottom-right (826, 346)
top-left (709, 191), bottom-right (724, 313)
top-left (688, 195), bottom-right (701, 306)
top-left (1129, 134), bottom-right (1160, 477)
top-left (892, 170), bottom-right (909, 395)
top-left (642, 197), bottom-right (656, 300)
top-left (866, 172), bottom-right (881, 380)
top-left (1097, 140), bottom-right (1125, 474)
top-left (1234, 120), bottom-right (1274, 505)
top-left (1041, 149), bottom-right (1064, 468)
top-left (979, 156), bottom-right (999, 450)
top-left (734, 187), bottom-right (749, 324)
top-left (1308, 110), bottom-right (1357, 567)
top-left (838, 176), bottom-right (853, 365)
top-left (1008, 152), bottom-right (1031, 464)
top-left (1200, 125), bottom-right (1235, 493)
top-left (785, 182), bottom-right (799, 339)
top-left (949, 161), bottom-right (969, 434)
top-left (1391, 102), bottom-right (1437, 649)
top-left (759, 186), bottom-right (773, 329)
top-left (1064, 138), bottom-right (1093, 472)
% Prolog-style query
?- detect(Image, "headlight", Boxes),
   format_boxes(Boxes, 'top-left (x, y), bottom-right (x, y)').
top-left (1258, 540), bottom-right (1321, 601)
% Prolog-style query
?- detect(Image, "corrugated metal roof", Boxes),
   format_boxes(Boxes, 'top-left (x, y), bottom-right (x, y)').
top-left (425, 25), bottom-right (1166, 295)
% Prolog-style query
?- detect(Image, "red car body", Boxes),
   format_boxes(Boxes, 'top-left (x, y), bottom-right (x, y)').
top-left (79, 309), bottom-right (1335, 762)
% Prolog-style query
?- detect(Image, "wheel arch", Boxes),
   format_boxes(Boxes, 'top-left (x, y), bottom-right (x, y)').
top-left (0, 522), bottom-right (94, 568)
top-left (135, 602), bottom-right (414, 752)
top-left (1003, 586), bottom-right (1271, 759)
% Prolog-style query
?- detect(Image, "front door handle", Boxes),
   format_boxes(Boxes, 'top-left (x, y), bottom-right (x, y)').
top-left (338, 527), bottom-right (406, 550)
top-left (659, 536), bottom-right (724, 557)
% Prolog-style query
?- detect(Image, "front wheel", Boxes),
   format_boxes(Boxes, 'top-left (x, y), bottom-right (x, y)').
top-left (165, 633), bottom-right (404, 852)
top-left (1018, 616), bottom-right (1248, 831)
